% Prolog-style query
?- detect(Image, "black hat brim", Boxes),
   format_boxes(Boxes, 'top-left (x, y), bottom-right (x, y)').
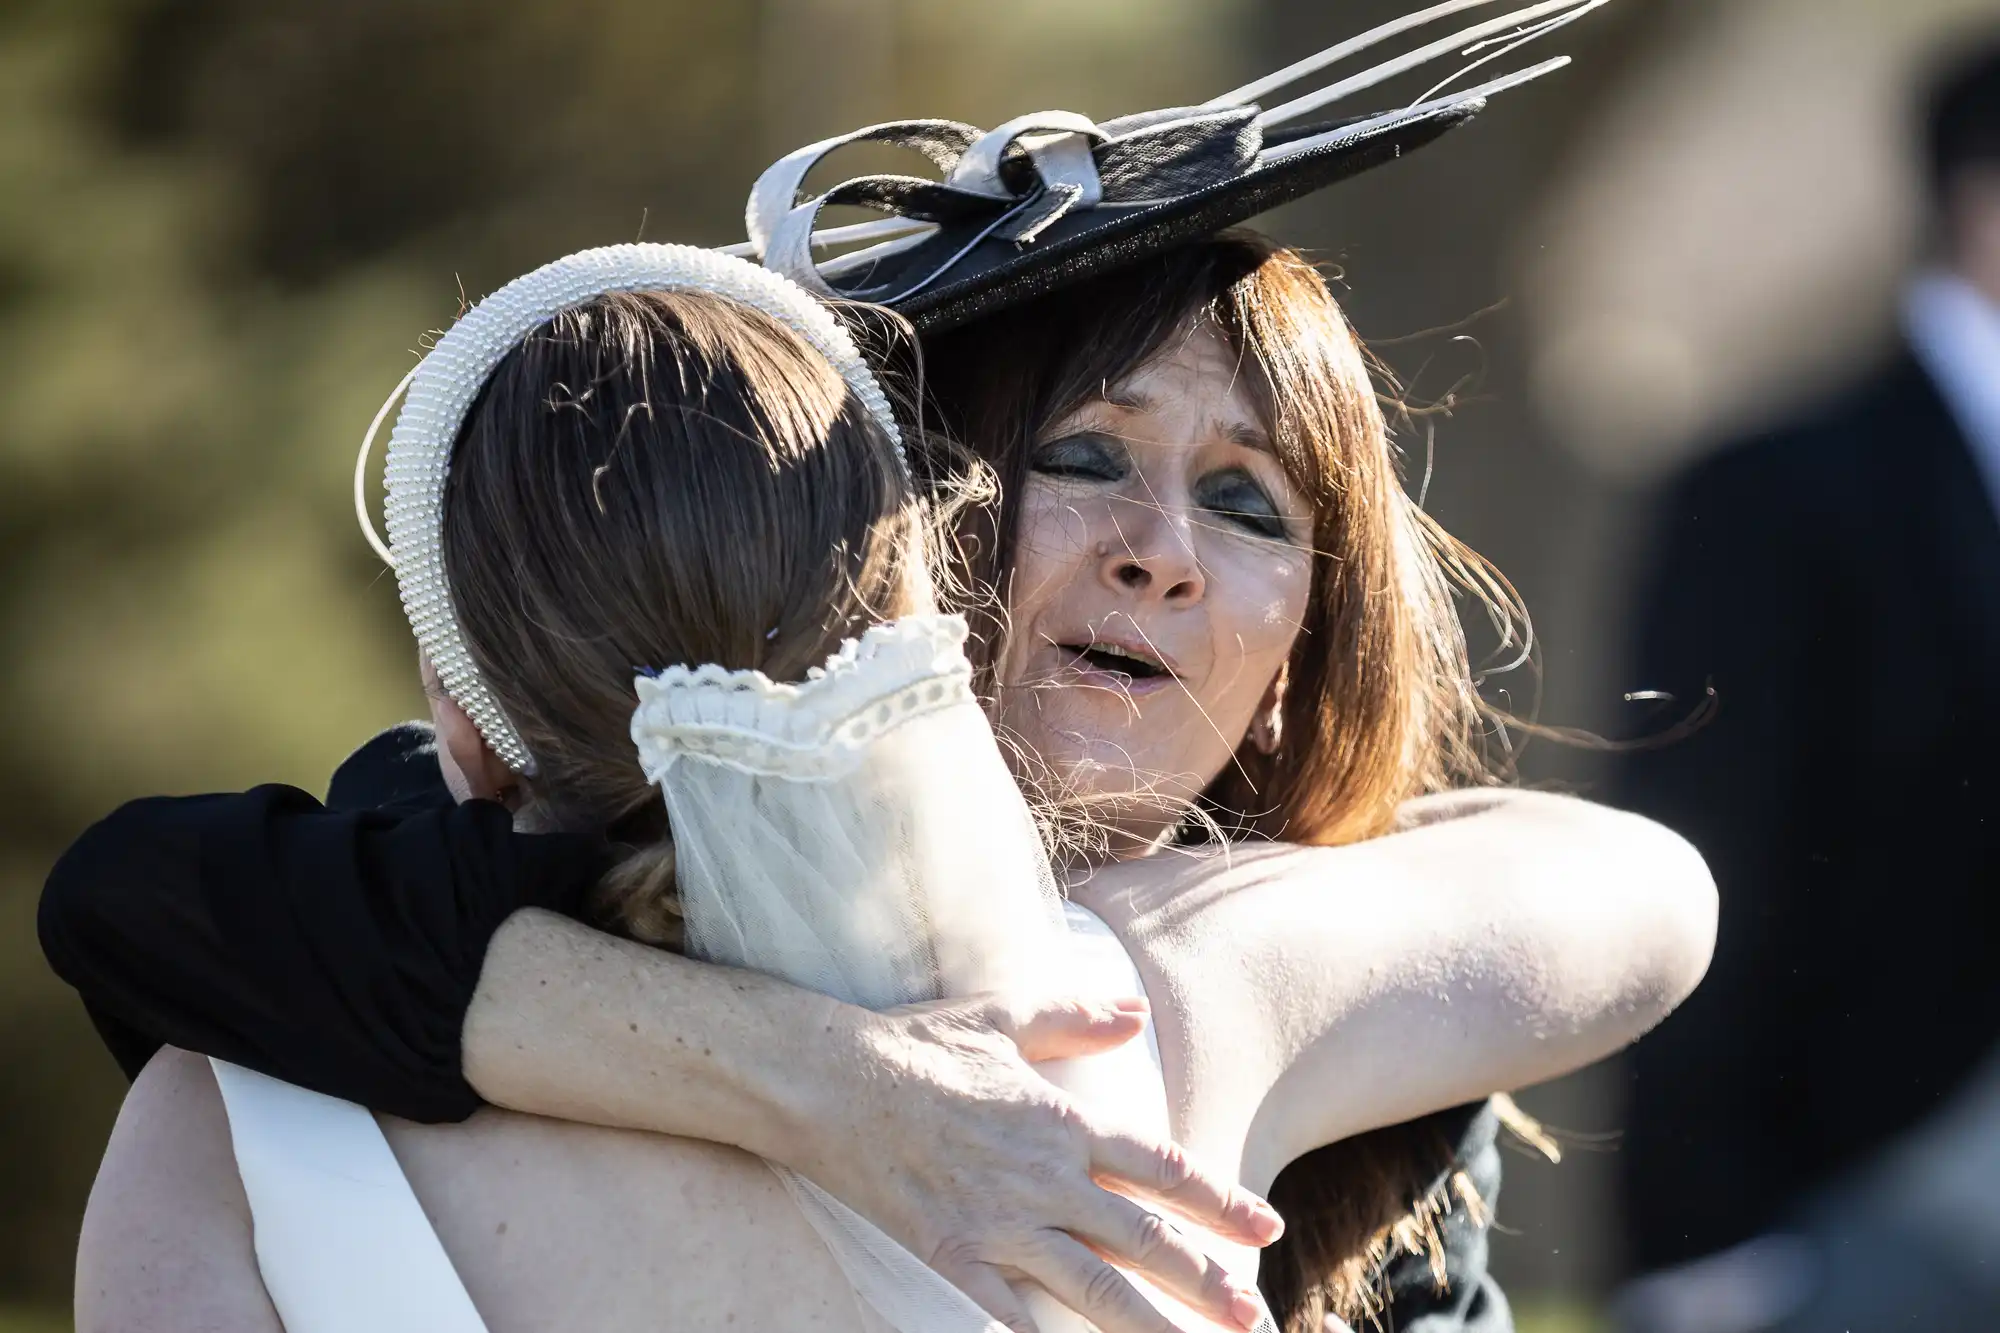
top-left (831, 99), bottom-right (1481, 333)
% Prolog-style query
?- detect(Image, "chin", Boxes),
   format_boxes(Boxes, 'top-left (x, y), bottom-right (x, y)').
top-left (998, 689), bottom-right (1220, 812)
top-left (1011, 726), bottom-right (1197, 814)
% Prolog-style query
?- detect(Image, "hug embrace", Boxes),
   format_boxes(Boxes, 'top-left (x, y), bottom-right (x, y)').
top-left (42, 5), bottom-right (1714, 1332)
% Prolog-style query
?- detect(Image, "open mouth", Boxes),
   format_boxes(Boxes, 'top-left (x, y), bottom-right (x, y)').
top-left (1058, 641), bottom-right (1172, 683)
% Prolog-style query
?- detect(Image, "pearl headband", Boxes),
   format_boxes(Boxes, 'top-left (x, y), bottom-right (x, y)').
top-left (356, 243), bottom-right (906, 774)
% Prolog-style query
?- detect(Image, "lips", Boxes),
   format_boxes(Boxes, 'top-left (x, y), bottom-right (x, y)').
top-left (1046, 636), bottom-right (1181, 696)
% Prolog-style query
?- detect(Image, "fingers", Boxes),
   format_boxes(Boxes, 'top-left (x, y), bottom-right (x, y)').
top-left (1016, 1230), bottom-right (1236, 1333)
top-left (1087, 1126), bottom-right (1284, 1247)
top-left (1004, 996), bottom-right (1150, 1062)
top-left (929, 1249), bottom-right (1042, 1333)
top-left (1069, 1191), bottom-right (1269, 1332)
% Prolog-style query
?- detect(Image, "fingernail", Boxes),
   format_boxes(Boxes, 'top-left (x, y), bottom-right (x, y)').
top-left (1250, 1202), bottom-right (1284, 1242)
top-left (1230, 1286), bottom-right (1264, 1330)
top-left (1111, 997), bottom-right (1150, 1014)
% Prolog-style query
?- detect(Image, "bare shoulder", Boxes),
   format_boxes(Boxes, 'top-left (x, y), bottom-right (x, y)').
top-left (76, 1048), bottom-right (281, 1333)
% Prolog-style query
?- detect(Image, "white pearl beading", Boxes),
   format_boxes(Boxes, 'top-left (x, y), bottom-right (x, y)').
top-left (381, 243), bottom-right (907, 774)
top-left (631, 615), bottom-right (975, 783)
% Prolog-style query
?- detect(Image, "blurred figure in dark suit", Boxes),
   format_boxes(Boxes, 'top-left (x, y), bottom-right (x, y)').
top-left (1609, 36), bottom-right (2000, 1333)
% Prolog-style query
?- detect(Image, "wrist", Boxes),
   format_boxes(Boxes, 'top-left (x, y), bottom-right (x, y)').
top-left (743, 991), bottom-right (872, 1171)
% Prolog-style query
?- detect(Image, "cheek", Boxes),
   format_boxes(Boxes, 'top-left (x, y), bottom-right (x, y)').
top-left (1000, 484), bottom-right (1100, 673)
top-left (1211, 543), bottom-right (1313, 668)
top-left (1187, 546), bottom-right (1311, 744)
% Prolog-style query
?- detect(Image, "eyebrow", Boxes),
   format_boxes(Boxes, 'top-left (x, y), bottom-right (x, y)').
top-left (1096, 385), bottom-right (1275, 455)
top-left (1219, 419), bottom-right (1273, 454)
top-left (1100, 386), bottom-right (1154, 414)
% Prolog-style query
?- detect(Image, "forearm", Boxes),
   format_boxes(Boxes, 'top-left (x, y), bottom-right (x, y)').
top-left (462, 908), bottom-right (840, 1162)
top-left (461, 908), bottom-right (1289, 1333)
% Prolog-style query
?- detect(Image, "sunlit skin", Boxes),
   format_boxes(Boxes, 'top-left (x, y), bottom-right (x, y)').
top-left (995, 326), bottom-right (1315, 858)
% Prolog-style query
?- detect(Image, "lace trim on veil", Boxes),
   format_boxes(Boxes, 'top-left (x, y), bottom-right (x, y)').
top-left (631, 614), bottom-right (977, 781)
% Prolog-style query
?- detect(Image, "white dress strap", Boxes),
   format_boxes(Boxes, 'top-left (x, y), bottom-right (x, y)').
top-left (208, 1059), bottom-right (489, 1333)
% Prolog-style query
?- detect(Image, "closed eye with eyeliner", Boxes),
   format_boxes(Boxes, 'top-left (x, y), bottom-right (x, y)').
top-left (1029, 434), bottom-right (1298, 544)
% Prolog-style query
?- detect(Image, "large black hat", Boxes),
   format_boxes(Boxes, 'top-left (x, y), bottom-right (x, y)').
top-left (727, 0), bottom-right (1609, 330)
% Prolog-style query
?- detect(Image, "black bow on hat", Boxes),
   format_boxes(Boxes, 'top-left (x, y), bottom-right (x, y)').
top-left (726, 0), bottom-right (1610, 330)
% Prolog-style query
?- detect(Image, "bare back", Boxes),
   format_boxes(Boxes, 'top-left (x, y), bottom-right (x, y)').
top-left (380, 1111), bottom-right (866, 1332)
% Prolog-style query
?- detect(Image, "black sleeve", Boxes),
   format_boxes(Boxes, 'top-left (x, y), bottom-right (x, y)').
top-left (38, 725), bottom-right (610, 1122)
top-left (324, 720), bottom-right (463, 814)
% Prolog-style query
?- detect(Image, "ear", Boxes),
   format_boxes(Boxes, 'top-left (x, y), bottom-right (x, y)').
top-left (1249, 661), bottom-right (1289, 757)
top-left (420, 654), bottom-right (518, 805)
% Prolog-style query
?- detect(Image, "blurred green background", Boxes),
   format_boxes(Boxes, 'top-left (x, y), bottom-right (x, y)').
top-left (3, 1), bottom-right (1989, 1328)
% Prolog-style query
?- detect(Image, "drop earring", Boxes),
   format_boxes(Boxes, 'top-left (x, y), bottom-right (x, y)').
top-left (1251, 665), bottom-right (1288, 756)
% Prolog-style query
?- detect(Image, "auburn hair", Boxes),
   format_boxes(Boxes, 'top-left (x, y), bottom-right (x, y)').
top-left (920, 232), bottom-right (1529, 1331)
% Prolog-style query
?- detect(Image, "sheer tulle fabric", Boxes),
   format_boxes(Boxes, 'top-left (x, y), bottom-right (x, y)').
top-left (635, 616), bottom-right (1066, 1333)
top-left (634, 616), bottom-right (1070, 1010)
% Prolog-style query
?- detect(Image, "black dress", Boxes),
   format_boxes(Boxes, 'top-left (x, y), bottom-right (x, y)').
top-left (40, 723), bottom-right (1511, 1331)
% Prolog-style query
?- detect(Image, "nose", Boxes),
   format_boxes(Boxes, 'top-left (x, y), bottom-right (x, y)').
top-left (1096, 503), bottom-right (1206, 605)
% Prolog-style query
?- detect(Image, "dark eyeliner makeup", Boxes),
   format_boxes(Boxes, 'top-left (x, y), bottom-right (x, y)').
top-left (1029, 432), bottom-right (1129, 482)
top-left (1030, 431), bottom-right (1300, 543)
top-left (1198, 468), bottom-right (1292, 542)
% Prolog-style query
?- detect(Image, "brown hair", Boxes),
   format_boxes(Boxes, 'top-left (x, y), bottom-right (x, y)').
top-left (433, 256), bottom-right (1526, 1330)
top-left (920, 232), bottom-right (1527, 1331)
top-left (439, 288), bottom-right (923, 943)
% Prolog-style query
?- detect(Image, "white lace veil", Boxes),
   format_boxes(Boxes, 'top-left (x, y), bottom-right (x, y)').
top-left (634, 616), bottom-right (1066, 1009)
top-left (632, 614), bottom-right (1073, 1333)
